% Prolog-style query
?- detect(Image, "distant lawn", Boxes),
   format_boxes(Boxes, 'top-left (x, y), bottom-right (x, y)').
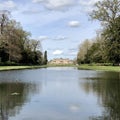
top-left (0, 65), bottom-right (47, 71)
top-left (47, 64), bottom-right (76, 67)
top-left (78, 64), bottom-right (120, 72)
top-left (0, 64), bottom-right (76, 71)
top-left (0, 64), bottom-right (119, 72)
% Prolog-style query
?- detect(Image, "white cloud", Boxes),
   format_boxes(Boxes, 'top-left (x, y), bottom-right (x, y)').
top-left (68, 21), bottom-right (80, 27)
top-left (79, 0), bottom-right (102, 12)
top-left (79, 0), bottom-right (97, 6)
top-left (53, 50), bottom-right (63, 55)
top-left (69, 48), bottom-right (78, 51)
top-left (32, 0), bottom-right (44, 3)
top-left (0, 0), bottom-right (17, 11)
top-left (45, 0), bottom-right (75, 10)
top-left (38, 36), bottom-right (48, 41)
top-left (69, 52), bottom-right (77, 56)
top-left (32, 0), bottom-right (77, 10)
top-left (32, 0), bottom-right (101, 12)
top-left (22, 10), bottom-right (40, 15)
top-left (53, 35), bottom-right (68, 41)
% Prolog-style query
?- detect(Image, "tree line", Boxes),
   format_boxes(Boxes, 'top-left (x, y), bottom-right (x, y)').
top-left (0, 10), bottom-right (47, 65)
top-left (77, 0), bottom-right (120, 65)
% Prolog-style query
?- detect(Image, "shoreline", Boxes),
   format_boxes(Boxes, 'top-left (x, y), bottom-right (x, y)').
top-left (0, 64), bottom-right (119, 72)
top-left (78, 64), bottom-right (120, 72)
top-left (0, 65), bottom-right (47, 71)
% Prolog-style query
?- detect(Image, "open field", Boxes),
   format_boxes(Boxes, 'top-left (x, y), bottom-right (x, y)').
top-left (78, 64), bottom-right (120, 72)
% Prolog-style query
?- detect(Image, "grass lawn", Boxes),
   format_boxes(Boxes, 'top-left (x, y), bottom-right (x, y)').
top-left (78, 64), bottom-right (120, 72)
top-left (0, 65), bottom-right (47, 71)
top-left (0, 64), bottom-right (119, 72)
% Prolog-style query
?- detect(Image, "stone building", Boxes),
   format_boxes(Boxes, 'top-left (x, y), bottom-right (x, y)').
top-left (49, 58), bottom-right (73, 65)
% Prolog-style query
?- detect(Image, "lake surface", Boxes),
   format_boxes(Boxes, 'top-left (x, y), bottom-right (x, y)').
top-left (0, 67), bottom-right (120, 120)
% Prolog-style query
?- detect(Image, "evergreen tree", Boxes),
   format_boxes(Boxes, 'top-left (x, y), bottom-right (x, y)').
top-left (43, 51), bottom-right (48, 65)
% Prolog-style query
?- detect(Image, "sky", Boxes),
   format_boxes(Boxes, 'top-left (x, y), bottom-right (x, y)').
top-left (0, 0), bottom-right (102, 60)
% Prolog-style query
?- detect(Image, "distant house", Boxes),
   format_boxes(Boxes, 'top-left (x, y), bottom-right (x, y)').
top-left (49, 58), bottom-right (73, 65)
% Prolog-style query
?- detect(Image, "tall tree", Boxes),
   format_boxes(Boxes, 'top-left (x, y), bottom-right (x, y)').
top-left (90, 0), bottom-right (120, 26)
top-left (77, 39), bottom-right (92, 64)
top-left (0, 10), bottom-right (10, 35)
top-left (0, 11), bottom-right (43, 65)
top-left (104, 16), bottom-right (120, 64)
top-left (43, 51), bottom-right (48, 65)
top-left (90, 0), bottom-right (120, 64)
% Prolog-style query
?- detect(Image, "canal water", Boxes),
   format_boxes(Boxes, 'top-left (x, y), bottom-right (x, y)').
top-left (0, 67), bottom-right (120, 120)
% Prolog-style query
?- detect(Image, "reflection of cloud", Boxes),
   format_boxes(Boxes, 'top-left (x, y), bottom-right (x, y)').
top-left (0, 82), bottom-right (39, 119)
top-left (69, 104), bottom-right (80, 112)
top-left (53, 50), bottom-right (63, 55)
top-left (0, 0), bottom-right (17, 11)
top-left (68, 21), bottom-right (80, 27)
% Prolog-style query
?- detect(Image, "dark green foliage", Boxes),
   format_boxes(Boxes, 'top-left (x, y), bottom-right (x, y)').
top-left (43, 51), bottom-right (48, 65)
top-left (77, 0), bottom-right (120, 65)
top-left (87, 42), bottom-right (104, 63)
top-left (0, 11), bottom-right (43, 65)
top-left (104, 16), bottom-right (120, 64)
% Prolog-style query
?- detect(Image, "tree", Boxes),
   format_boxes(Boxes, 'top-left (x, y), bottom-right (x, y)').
top-left (90, 0), bottom-right (120, 26)
top-left (29, 39), bottom-right (41, 52)
top-left (43, 51), bottom-right (48, 65)
top-left (0, 11), bottom-right (43, 65)
top-left (0, 10), bottom-right (10, 35)
top-left (90, 0), bottom-right (120, 64)
top-left (20, 39), bottom-right (42, 65)
top-left (104, 16), bottom-right (120, 64)
top-left (77, 39), bottom-right (92, 64)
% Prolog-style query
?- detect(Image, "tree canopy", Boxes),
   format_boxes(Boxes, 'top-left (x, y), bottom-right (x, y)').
top-left (0, 11), bottom-right (46, 65)
top-left (77, 0), bottom-right (120, 65)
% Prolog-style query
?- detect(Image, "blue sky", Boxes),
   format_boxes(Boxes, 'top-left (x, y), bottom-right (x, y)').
top-left (0, 0), bottom-right (102, 60)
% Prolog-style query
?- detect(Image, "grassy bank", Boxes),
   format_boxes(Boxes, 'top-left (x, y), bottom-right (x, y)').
top-left (0, 65), bottom-right (47, 71)
top-left (78, 64), bottom-right (120, 72)
top-left (47, 64), bottom-right (76, 67)
top-left (0, 64), bottom-right (119, 72)
top-left (0, 64), bottom-right (77, 71)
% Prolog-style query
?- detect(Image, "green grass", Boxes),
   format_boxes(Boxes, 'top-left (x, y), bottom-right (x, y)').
top-left (0, 64), bottom-right (76, 71)
top-left (78, 64), bottom-right (120, 72)
top-left (47, 64), bottom-right (76, 67)
top-left (0, 64), bottom-right (119, 72)
top-left (0, 65), bottom-right (47, 71)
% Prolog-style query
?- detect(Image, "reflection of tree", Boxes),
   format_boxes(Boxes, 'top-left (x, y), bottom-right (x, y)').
top-left (80, 72), bottom-right (120, 120)
top-left (0, 82), bottom-right (40, 120)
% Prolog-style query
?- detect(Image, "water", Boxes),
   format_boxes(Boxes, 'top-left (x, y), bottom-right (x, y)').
top-left (0, 67), bottom-right (120, 120)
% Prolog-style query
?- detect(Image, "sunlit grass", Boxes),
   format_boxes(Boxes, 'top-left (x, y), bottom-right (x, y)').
top-left (0, 64), bottom-right (119, 72)
top-left (78, 64), bottom-right (120, 72)
top-left (0, 65), bottom-right (47, 71)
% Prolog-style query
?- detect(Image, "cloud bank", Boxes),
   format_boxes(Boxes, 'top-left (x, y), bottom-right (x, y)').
top-left (0, 0), bottom-right (17, 11)
top-left (32, 0), bottom-right (101, 12)
top-left (32, 0), bottom-right (76, 10)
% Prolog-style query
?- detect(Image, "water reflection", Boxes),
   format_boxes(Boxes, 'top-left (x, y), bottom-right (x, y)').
top-left (0, 81), bottom-right (39, 120)
top-left (81, 71), bottom-right (120, 120)
top-left (0, 68), bottom-right (120, 120)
